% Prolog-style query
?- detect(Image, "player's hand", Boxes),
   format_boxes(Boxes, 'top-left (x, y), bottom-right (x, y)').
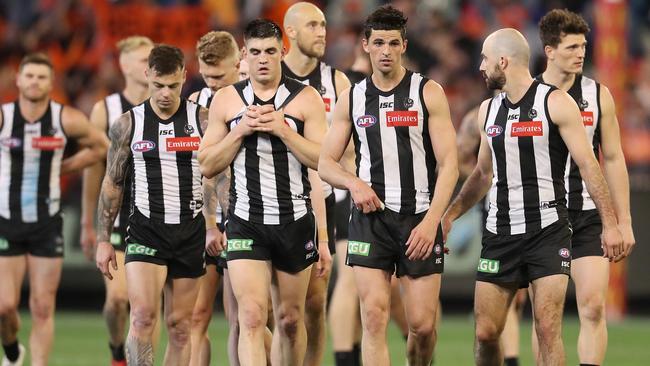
top-left (205, 227), bottom-right (224, 257)
top-left (235, 105), bottom-right (267, 136)
top-left (601, 225), bottom-right (624, 262)
top-left (80, 224), bottom-right (97, 262)
top-left (614, 223), bottom-right (635, 262)
top-left (96, 242), bottom-right (117, 280)
top-left (348, 178), bottom-right (384, 214)
top-left (254, 106), bottom-right (288, 137)
top-left (315, 240), bottom-right (333, 278)
top-left (405, 215), bottom-right (439, 260)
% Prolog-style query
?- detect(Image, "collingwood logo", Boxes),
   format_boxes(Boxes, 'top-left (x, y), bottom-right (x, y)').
top-left (528, 108), bottom-right (538, 119)
top-left (579, 98), bottom-right (589, 110)
top-left (184, 123), bottom-right (195, 135)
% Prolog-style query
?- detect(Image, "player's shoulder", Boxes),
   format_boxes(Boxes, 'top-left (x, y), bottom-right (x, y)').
top-left (60, 102), bottom-right (87, 123)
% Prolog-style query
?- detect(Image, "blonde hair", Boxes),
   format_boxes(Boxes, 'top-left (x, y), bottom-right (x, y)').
top-left (196, 31), bottom-right (239, 66)
top-left (116, 36), bottom-right (154, 55)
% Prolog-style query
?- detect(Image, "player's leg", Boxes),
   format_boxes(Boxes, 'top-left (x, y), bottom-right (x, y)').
top-left (328, 239), bottom-right (360, 366)
top-left (500, 288), bottom-right (526, 366)
top-left (354, 266), bottom-right (392, 366)
top-left (400, 273), bottom-right (441, 366)
top-left (530, 274), bottom-right (569, 365)
top-left (124, 262), bottom-right (167, 366)
top-left (223, 269), bottom-right (241, 366)
top-left (0, 255), bottom-right (27, 364)
top-left (189, 264), bottom-right (221, 366)
top-left (573, 256), bottom-right (609, 364)
top-left (303, 263), bottom-right (329, 366)
top-left (228, 259), bottom-right (272, 366)
top-left (474, 281), bottom-right (517, 366)
top-left (162, 276), bottom-right (201, 366)
top-left (389, 276), bottom-right (409, 340)
top-left (103, 249), bottom-right (129, 364)
top-left (26, 255), bottom-right (62, 366)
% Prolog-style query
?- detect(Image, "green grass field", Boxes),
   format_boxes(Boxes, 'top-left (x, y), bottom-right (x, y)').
top-left (10, 311), bottom-right (650, 365)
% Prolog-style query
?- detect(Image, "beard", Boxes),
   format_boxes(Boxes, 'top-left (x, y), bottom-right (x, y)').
top-left (297, 39), bottom-right (324, 59)
top-left (485, 66), bottom-right (506, 90)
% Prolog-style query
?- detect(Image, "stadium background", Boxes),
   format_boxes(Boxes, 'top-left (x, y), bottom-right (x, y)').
top-left (1, 0), bottom-right (649, 364)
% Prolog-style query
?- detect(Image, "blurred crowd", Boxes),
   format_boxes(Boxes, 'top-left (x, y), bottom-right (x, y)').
top-left (2, 0), bottom-right (650, 187)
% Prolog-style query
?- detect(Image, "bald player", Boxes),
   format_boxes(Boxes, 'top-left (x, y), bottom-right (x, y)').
top-left (282, 3), bottom-right (350, 365)
top-left (442, 28), bottom-right (622, 365)
top-left (80, 36), bottom-right (154, 366)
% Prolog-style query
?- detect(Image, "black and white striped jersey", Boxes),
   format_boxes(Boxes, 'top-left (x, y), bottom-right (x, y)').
top-left (193, 86), bottom-right (224, 224)
top-left (282, 61), bottom-right (339, 197)
top-left (104, 93), bottom-right (134, 229)
top-left (130, 99), bottom-right (204, 224)
top-left (227, 77), bottom-right (311, 225)
top-left (349, 70), bottom-right (437, 215)
top-left (484, 81), bottom-right (569, 235)
top-left (0, 100), bottom-right (67, 223)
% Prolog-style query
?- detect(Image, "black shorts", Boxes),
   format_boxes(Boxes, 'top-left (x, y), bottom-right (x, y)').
top-left (225, 212), bottom-right (318, 274)
top-left (110, 224), bottom-right (128, 252)
top-left (477, 219), bottom-right (572, 288)
top-left (0, 214), bottom-right (64, 257)
top-left (334, 191), bottom-right (351, 241)
top-left (347, 207), bottom-right (444, 278)
top-left (569, 209), bottom-right (603, 259)
top-left (125, 209), bottom-right (206, 279)
top-left (325, 193), bottom-right (336, 254)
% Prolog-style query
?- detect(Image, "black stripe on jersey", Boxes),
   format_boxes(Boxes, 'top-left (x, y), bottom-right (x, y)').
top-left (243, 135), bottom-right (264, 222)
top-left (331, 67), bottom-right (337, 99)
top-left (566, 76), bottom-right (584, 210)
top-left (545, 89), bottom-right (569, 217)
top-left (233, 80), bottom-right (249, 105)
top-left (395, 76), bottom-right (416, 213)
top-left (143, 102), bottom-right (164, 221)
top-left (593, 83), bottom-right (602, 158)
top-left (270, 133), bottom-right (294, 217)
top-left (294, 117), bottom-right (311, 201)
top-left (277, 77), bottom-right (306, 109)
top-left (364, 84), bottom-right (385, 202)
top-left (37, 105), bottom-right (55, 219)
top-left (493, 100), bottom-right (511, 235)
top-left (9, 102), bottom-right (24, 219)
top-left (173, 102), bottom-right (194, 221)
top-left (420, 78), bottom-right (437, 202)
top-left (103, 99), bottom-right (110, 135)
top-left (195, 104), bottom-right (204, 137)
top-left (515, 86), bottom-right (541, 232)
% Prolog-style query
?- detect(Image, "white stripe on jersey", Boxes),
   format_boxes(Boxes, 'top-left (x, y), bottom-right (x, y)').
top-left (503, 106), bottom-right (525, 234)
top-left (533, 87), bottom-right (559, 228)
top-left (48, 102), bottom-right (64, 217)
top-left (485, 94), bottom-right (506, 232)
top-left (351, 80), bottom-right (373, 186)
top-left (197, 87), bottom-right (212, 108)
top-left (0, 103), bottom-right (15, 218)
top-left (131, 106), bottom-right (150, 218)
top-left (105, 93), bottom-right (123, 128)
top-left (406, 73), bottom-right (431, 211)
top-left (379, 94), bottom-right (403, 211)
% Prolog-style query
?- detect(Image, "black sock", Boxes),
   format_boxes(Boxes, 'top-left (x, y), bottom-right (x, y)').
top-left (335, 351), bottom-right (355, 366)
top-left (353, 342), bottom-right (362, 366)
top-left (2, 341), bottom-right (19, 362)
top-left (109, 343), bottom-right (125, 361)
top-left (504, 357), bottom-right (519, 366)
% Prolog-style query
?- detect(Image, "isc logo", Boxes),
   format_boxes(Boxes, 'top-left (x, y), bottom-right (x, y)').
top-left (380, 101), bottom-right (394, 109)
top-left (159, 130), bottom-right (174, 136)
top-left (131, 140), bottom-right (156, 152)
top-left (507, 114), bottom-right (519, 120)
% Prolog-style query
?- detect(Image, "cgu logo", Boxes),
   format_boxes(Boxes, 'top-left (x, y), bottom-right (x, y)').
top-left (131, 140), bottom-right (156, 152)
top-left (486, 125), bottom-right (503, 138)
top-left (581, 111), bottom-right (594, 126)
top-left (356, 115), bottom-right (377, 128)
top-left (477, 258), bottom-right (499, 273)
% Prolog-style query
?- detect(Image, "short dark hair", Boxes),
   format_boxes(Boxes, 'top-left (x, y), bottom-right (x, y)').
top-left (244, 19), bottom-right (283, 42)
top-left (363, 5), bottom-right (407, 40)
top-left (539, 9), bottom-right (590, 48)
top-left (19, 52), bottom-right (53, 71)
top-left (148, 44), bottom-right (184, 75)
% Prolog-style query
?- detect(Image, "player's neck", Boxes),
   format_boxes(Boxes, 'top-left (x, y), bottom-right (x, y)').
top-left (371, 66), bottom-right (406, 92)
top-left (250, 73), bottom-right (282, 100)
top-left (122, 79), bottom-right (149, 105)
top-left (503, 69), bottom-right (535, 104)
top-left (149, 98), bottom-right (181, 120)
top-left (284, 49), bottom-right (318, 77)
top-left (18, 95), bottom-right (50, 122)
top-left (541, 64), bottom-right (576, 92)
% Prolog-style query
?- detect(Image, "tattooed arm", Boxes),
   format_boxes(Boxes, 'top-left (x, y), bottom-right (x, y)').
top-left (95, 112), bottom-right (132, 280)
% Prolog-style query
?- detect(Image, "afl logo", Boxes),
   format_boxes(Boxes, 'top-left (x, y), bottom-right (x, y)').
top-left (1, 137), bottom-right (22, 148)
top-left (486, 125), bottom-right (503, 137)
top-left (434, 244), bottom-right (442, 255)
top-left (132, 140), bottom-right (156, 152)
top-left (558, 248), bottom-right (570, 259)
top-left (356, 115), bottom-right (377, 128)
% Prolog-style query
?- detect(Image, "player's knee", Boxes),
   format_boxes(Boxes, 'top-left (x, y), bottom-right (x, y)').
top-left (475, 321), bottom-right (501, 343)
top-left (305, 291), bottom-right (326, 318)
top-left (29, 296), bottom-right (54, 322)
top-left (408, 318), bottom-right (435, 340)
top-left (167, 315), bottom-right (192, 346)
top-left (276, 306), bottom-right (302, 340)
top-left (239, 300), bottom-right (266, 331)
top-left (362, 305), bottom-right (389, 336)
top-left (191, 303), bottom-right (213, 330)
top-left (579, 294), bottom-right (606, 325)
top-left (104, 295), bottom-right (129, 316)
top-left (130, 307), bottom-right (157, 333)
top-left (0, 298), bottom-right (18, 316)
top-left (534, 314), bottom-right (561, 342)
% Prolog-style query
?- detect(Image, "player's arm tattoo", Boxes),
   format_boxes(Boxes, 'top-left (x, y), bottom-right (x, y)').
top-left (96, 113), bottom-right (132, 243)
top-left (199, 106), bottom-right (209, 136)
top-left (202, 174), bottom-right (219, 226)
top-left (126, 335), bottom-right (154, 366)
top-left (216, 168), bottom-right (231, 215)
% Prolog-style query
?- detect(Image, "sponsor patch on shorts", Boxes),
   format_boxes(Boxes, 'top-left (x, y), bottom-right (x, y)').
top-left (227, 239), bottom-right (253, 252)
top-left (110, 232), bottom-right (122, 246)
top-left (348, 240), bottom-right (371, 256)
top-left (477, 258), bottom-right (500, 273)
top-left (0, 237), bottom-right (8, 250)
top-left (126, 243), bottom-right (158, 256)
